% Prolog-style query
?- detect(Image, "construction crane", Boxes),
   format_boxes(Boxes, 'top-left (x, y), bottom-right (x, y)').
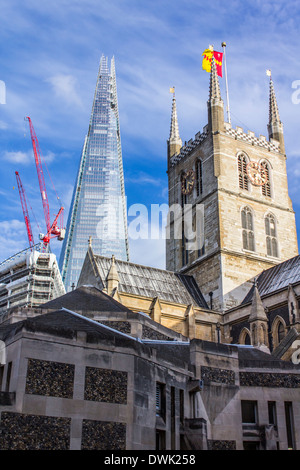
top-left (25, 116), bottom-right (65, 250)
top-left (15, 171), bottom-right (35, 249)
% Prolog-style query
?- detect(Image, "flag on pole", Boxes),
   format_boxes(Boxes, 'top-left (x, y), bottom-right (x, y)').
top-left (202, 48), bottom-right (223, 77)
top-left (169, 87), bottom-right (175, 93)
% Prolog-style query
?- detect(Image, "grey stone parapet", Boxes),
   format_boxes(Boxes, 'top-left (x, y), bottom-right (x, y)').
top-left (170, 122), bottom-right (280, 169)
top-left (224, 122), bottom-right (280, 152)
top-left (170, 126), bottom-right (209, 167)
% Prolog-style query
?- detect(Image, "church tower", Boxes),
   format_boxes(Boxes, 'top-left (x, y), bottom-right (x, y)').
top-left (166, 57), bottom-right (298, 311)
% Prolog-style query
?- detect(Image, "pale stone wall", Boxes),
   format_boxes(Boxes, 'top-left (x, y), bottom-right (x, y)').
top-left (184, 252), bottom-right (222, 311)
top-left (116, 291), bottom-right (222, 342)
top-left (166, 119), bottom-right (298, 312)
top-left (166, 133), bottom-right (217, 272)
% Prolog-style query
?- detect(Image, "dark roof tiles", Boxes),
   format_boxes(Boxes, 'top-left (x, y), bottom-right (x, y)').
top-left (242, 255), bottom-right (300, 305)
top-left (41, 285), bottom-right (134, 313)
top-left (93, 255), bottom-right (208, 309)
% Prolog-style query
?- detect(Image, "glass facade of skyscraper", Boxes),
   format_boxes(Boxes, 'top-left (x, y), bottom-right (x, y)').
top-left (59, 56), bottom-right (129, 290)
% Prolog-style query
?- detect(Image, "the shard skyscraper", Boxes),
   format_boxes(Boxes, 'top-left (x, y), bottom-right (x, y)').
top-left (59, 55), bottom-right (129, 290)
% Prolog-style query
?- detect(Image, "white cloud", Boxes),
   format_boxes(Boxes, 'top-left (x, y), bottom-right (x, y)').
top-left (0, 219), bottom-right (28, 261)
top-left (2, 150), bottom-right (32, 165)
top-left (126, 172), bottom-right (164, 188)
top-left (2, 149), bottom-right (55, 165)
top-left (46, 74), bottom-right (83, 108)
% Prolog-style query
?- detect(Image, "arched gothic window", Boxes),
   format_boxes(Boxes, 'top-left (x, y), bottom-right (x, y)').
top-left (261, 161), bottom-right (271, 197)
top-left (272, 317), bottom-right (286, 348)
top-left (239, 328), bottom-right (251, 345)
top-left (195, 159), bottom-right (203, 196)
top-left (241, 206), bottom-right (255, 251)
top-left (244, 332), bottom-right (251, 345)
top-left (180, 172), bottom-right (187, 207)
top-left (238, 154), bottom-right (249, 190)
top-left (277, 321), bottom-right (285, 344)
top-left (265, 213), bottom-right (278, 257)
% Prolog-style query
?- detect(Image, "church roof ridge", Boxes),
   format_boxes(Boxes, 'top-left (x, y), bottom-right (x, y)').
top-left (93, 252), bottom-right (181, 275)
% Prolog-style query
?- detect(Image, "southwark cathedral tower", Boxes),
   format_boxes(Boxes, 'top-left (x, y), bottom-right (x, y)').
top-left (166, 58), bottom-right (298, 312)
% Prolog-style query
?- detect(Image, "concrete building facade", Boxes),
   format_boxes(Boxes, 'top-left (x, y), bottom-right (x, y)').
top-left (0, 287), bottom-right (299, 450)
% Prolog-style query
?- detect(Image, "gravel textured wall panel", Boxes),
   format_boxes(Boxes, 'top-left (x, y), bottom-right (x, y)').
top-left (208, 439), bottom-right (236, 450)
top-left (240, 372), bottom-right (300, 387)
top-left (25, 358), bottom-right (75, 398)
top-left (142, 324), bottom-right (174, 341)
top-left (84, 367), bottom-right (127, 403)
top-left (201, 366), bottom-right (235, 385)
top-left (0, 412), bottom-right (71, 450)
top-left (100, 320), bottom-right (131, 334)
top-left (81, 420), bottom-right (126, 450)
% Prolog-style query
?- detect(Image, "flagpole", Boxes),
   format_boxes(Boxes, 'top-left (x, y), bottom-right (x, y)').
top-left (222, 41), bottom-right (231, 125)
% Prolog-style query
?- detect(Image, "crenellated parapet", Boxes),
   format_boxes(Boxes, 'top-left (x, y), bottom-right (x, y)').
top-left (224, 123), bottom-right (280, 153)
top-left (169, 126), bottom-right (209, 167)
top-left (169, 119), bottom-right (281, 169)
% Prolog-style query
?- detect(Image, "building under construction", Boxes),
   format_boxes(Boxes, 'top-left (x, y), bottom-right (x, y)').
top-left (0, 115), bottom-right (67, 319)
top-left (0, 246), bottom-right (65, 317)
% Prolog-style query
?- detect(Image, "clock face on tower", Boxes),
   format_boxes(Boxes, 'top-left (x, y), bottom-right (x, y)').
top-left (246, 161), bottom-right (267, 186)
top-left (181, 169), bottom-right (195, 194)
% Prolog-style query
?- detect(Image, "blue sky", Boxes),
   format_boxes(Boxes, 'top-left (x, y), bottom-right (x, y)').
top-left (1, 0), bottom-right (300, 269)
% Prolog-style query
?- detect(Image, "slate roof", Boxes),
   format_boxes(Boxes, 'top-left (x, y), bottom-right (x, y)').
top-left (0, 309), bottom-right (140, 349)
top-left (241, 254), bottom-right (300, 305)
top-left (92, 254), bottom-right (209, 309)
top-left (237, 345), bottom-right (300, 370)
top-left (41, 285), bottom-right (134, 313)
top-left (0, 309), bottom-right (190, 367)
top-left (0, 308), bottom-right (296, 373)
top-left (40, 285), bottom-right (188, 342)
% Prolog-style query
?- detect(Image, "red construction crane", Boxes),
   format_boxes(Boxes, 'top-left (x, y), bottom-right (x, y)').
top-left (25, 116), bottom-right (65, 250)
top-left (15, 171), bottom-right (35, 249)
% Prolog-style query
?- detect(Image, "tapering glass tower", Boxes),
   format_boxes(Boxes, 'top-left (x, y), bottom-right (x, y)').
top-left (59, 55), bottom-right (129, 290)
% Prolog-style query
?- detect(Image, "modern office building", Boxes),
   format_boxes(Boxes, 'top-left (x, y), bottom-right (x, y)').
top-left (59, 55), bottom-right (129, 291)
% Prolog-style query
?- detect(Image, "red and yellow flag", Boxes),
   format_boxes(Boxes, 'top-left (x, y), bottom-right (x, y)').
top-left (202, 48), bottom-right (223, 77)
